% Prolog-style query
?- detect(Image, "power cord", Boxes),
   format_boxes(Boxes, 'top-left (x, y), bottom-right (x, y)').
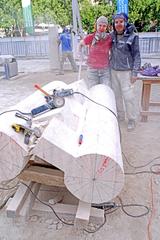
top-left (0, 91), bottom-right (117, 120)
top-left (0, 109), bottom-right (31, 116)
top-left (20, 182), bottom-right (74, 226)
top-left (123, 152), bottom-right (160, 240)
top-left (72, 91), bottom-right (122, 142)
top-left (123, 152), bottom-right (160, 169)
top-left (123, 152), bottom-right (160, 175)
top-left (0, 184), bottom-right (19, 191)
top-left (0, 174), bottom-right (21, 191)
top-left (84, 198), bottom-right (149, 233)
top-left (0, 179), bottom-right (150, 233)
top-left (116, 196), bottom-right (150, 218)
top-left (73, 91), bottom-right (117, 119)
top-left (84, 213), bottom-right (107, 234)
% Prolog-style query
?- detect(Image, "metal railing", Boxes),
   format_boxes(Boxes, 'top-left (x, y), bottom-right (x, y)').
top-left (0, 36), bottom-right (49, 58)
top-left (139, 37), bottom-right (160, 54)
top-left (0, 35), bottom-right (160, 58)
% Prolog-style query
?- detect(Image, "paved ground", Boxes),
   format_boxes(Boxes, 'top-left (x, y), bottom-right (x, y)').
top-left (0, 57), bottom-right (160, 240)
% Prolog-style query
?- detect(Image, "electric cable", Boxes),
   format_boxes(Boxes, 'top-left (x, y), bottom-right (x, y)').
top-left (73, 91), bottom-right (117, 119)
top-left (150, 163), bottom-right (160, 175)
top-left (125, 170), bottom-right (152, 175)
top-left (0, 109), bottom-right (31, 116)
top-left (123, 151), bottom-right (160, 175)
top-left (122, 153), bottom-right (160, 238)
top-left (20, 182), bottom-right (74, 226)
top-left (0, 173), bottom-right (22, 192)
top-left (104, 206), bottom-right (119, 215)
top-left (84, 196), bottom-right (150, 234)
top-left (84, 213), bottom-right (107, 233)
top-left (21, 179), bottom-right (150, 232)
top-left (73, 91), bottom-right (122, 143)
top-left (0, 184), bottom-right (19, 190)
top-left (1, 179), bottom-right (150, 232)
top-left (0, 91), bottom-right (118, 120)
top-left (125, 166), bottom-right (160, 175)
top-left (123, 152), bottom-right (160, 169)
top-left (117, 196), bottom-right (150, 218)
top-left (84, 205), bottom-right (116, 234)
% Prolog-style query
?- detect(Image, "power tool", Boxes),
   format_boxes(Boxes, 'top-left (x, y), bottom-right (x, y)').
top-left (12, 123), bottom-right (41, 145)
top-left (52, 88), bottom-right (74, 98)
top-left (31, 84), bottom-right (65, 117)
top-left (13, 110), bottom-right (42, 144)
top-left (15, 112), bottom-right (32, 126)
top-left (31, 97), bottom-right (65, 117)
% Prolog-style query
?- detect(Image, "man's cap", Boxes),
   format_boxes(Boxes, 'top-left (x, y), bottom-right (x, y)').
top-left (96, 16), bottom-right (108, 25)
top-left (112, 13), bottom-right (128, 22)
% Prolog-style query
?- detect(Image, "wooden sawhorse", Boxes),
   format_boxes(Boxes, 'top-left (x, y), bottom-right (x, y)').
top-left (138, 76), bottom-right (160, 122)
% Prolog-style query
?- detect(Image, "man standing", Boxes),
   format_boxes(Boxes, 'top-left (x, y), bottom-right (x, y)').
top-left (79, 16), bottom-right (112, 88)
top-left (57, 26), bottom-right (78, 75)
top-left (110, 13), bottom-right (141, 131)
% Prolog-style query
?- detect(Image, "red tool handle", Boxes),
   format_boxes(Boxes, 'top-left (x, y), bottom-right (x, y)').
top-left (34, 84), bottom-right (50, 96)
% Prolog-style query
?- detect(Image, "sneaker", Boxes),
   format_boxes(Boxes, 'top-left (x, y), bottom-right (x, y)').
top-left (127, 119), bottom-right (136, 131)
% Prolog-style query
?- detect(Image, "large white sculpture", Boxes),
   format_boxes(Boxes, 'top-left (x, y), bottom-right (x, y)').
top-left (0, 80), bottom-right (124, 204)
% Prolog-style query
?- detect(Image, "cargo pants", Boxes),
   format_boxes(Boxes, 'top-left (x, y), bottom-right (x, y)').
top-left (111, 69), bottom-right (136, 121)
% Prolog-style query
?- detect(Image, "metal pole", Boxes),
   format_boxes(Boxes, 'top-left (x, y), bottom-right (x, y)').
top-left (72, 0), bottom-right (78, 35)
top-left (75, 0), bottom-right (83, 37)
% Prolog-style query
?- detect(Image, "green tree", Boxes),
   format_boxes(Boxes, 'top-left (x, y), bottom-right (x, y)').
top-left (32, 0), bottom-right (72, 27)
top-left (0, 0), bottom-right (160, 35)
top-left (129, 0), bottom-right (160, 31)
top-left (79, 0), bottom-right (114, 32)
top-left (0, 0), bottom-right (23, 36)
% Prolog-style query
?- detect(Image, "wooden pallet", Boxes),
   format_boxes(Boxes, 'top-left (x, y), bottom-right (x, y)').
top-left (6, 165), bottom-right (104, 227)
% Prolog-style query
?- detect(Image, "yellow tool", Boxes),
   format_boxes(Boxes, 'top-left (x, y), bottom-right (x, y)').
top-left (11, 123), bottom-right (41, 145)
top-left (11, 124), bottom-right (25, 133)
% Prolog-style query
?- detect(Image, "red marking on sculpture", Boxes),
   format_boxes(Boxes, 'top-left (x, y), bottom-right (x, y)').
top-left (97, 157), bottom-right (110, 176)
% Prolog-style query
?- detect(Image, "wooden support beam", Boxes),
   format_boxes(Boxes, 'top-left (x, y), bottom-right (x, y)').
top-left (19, 183), bottom-right (41, 217)
top-left (75, 200), bottom-right (91, 226)
top-left (141, 111), bottom-right (160, 116)
top-left (6, 181), bottom-right (104, 226)
top-left (149, 102), bottom-right (160, 106)
top-left (32, 201), bottom-right (104, 225)
top-left (19, 166), bottom-right (65, 188)
top-left (6, 181), bottom-right (33, 218)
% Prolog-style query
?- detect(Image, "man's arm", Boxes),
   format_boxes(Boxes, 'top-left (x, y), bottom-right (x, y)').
top-left (131, 35), bottom-right (141, 83)
top-left (78, 39), bottom-right (85, 52)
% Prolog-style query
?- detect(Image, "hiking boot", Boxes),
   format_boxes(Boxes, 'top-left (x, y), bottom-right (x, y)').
top-left (127, 119), bottom-right (136, 131)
